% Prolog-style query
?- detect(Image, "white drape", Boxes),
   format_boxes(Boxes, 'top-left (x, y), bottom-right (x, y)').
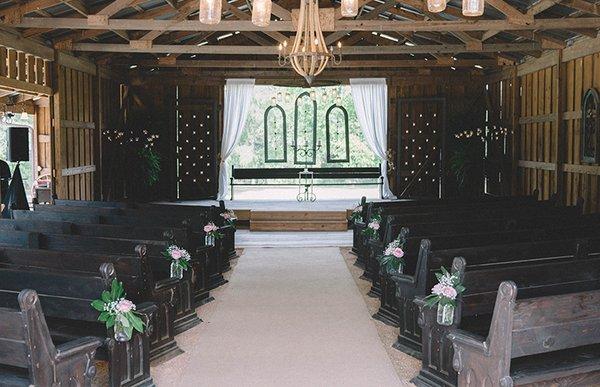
top-left (349, 78), bottom-right (396, 199)
top-left (217, 79), bottom-right (255, 200)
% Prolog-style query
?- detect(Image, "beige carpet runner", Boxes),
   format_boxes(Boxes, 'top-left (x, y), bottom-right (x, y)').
top-left (152, 247), bottom-right (401, 386)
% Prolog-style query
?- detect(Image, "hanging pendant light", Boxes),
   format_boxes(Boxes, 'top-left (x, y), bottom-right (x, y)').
top-left (427, 0), bottom-right (446, 13)
top-left (252, 0), bottom-right (272, 27)
top-left (340, 0), bottom-right (358, 17)
top-left (462, 0), bottom-right (484, 17)
top-left (199, 0), bottom-right (222, 25)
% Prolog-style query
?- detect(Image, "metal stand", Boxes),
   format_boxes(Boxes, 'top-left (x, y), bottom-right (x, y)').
top-left (297, 169), bottom-right (316, 202)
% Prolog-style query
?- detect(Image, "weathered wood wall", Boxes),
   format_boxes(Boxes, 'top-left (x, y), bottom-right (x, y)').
top-left (487, 38), bottom-right (600, 213)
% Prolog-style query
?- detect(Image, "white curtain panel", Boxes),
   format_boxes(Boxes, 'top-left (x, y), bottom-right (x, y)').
top-left (217, 78), bottom-right (255, 200)
top-left (349, 78), bottom-right (396, 199)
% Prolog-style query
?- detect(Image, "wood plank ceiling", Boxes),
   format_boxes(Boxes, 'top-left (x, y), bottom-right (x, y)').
top-left (0, 0), bottom-right (597, 77)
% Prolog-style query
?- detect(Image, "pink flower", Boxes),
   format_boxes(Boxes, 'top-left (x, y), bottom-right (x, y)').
top-left (171, 249), bottom-right (182, 260)
top-left (441, 286), bottom-right (457, 300)
top-left (116, 299), bottom-right (135, 313)
top-left (369, 221), bottom-right (380, 230)
top-left (432, 283), bottom-right (444, 296)
top-left (392, 247), bottom-right (404, 258)
top-left (204, 223), bottom-right (216, 233)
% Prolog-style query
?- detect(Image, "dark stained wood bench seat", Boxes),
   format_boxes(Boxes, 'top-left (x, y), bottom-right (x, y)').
top-left (448, 282), bottom-right (600, 386)
top-left (0, 264), bottom-right (157, 387)
top-left (0, 245), bottom-right (182, 363)
top-left (412, 255), bottom-right (600, 386)
top-left (0, 289), bottom-right (103, 387)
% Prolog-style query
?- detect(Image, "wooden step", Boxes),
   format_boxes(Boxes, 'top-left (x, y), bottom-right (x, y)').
top-left (250, 211), bottom-right (347, 222)
top-left (250, 220), bottom-right (348, 231)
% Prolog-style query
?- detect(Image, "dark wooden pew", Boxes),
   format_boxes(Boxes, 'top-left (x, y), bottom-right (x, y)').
top-left (0, 263), bottom-right (157, 387)
top-left (0, 218), bottom-right (213, 306)
top-left (0, 245), bottom-right (182, 362)
top-left (12, 210), bottom-right (227, 290)
top-left (0, 230), bottom-right (200, 336)
top-left (447, 280), bottom-right (600, 386)
top-left (390, 233), bottom-right (600, 360)
top-left (0, 289), bottom-right (103, 387)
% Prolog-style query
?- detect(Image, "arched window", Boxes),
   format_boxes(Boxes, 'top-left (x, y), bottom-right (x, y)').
top-left (325, 104), bottom-right (350, 163)
top-left (582, 88), bottom-right (599, 163)
top-left (293, 91), bottom-right (317, 165)
top-left (263, 104), bottom-right (287, 163)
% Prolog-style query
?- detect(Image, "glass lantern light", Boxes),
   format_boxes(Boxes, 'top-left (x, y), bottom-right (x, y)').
top-left (199, 0), bottom-right (222, 25)
top-left (341, 0), bottom-right (358, 17)
top-left (462, 0), bottom-right (484, 17)
top-left (252, 0), bottom-right (272, 27)
top-left (427, 0), bottom-right (446, 13)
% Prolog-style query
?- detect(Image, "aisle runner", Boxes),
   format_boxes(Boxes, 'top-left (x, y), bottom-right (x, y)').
top-left (152, 247), bottom-right (402, 386)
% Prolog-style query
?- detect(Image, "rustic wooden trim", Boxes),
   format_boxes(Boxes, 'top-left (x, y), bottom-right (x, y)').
top-left (563, 110), bottom-right (582, 120)
top-left (0, 30), bottom-right (54, 61)
top-left (562, 36), bottom-right (600, 63)
top-left (518, 113), bottom-right (557, 124)
top-left (56, 52), bottom-right (97, 75)
top-left (61, 164), bottom-right (96, 176)
top-left (0, 74), bottom-right (52, 95)
top-left (517, 50), bottom-right (559, 76)
top-left (60, 119), bottom-right (95, 129)
top-left (485, 67), bottom-right (515, 83)
top-left (38, 134), bottom-right (51, 143)
top-left (518, 160), bottom-right (557, 170)
top-left (563, 163), bottom-right (600, 175)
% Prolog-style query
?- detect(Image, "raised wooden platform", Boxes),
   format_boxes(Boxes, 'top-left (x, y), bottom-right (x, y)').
top-left (250, 211), bottom-right (348, 231)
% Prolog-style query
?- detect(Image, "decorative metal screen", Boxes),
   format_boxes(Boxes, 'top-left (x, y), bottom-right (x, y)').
top-left (325, 104), bottom-right (350, 163)
top-left (293, 91), bottom-right (317, 165)
top-left (582, 88), bottom-right (599, 163)
top-left (176, 100), bottom-right (218, 199)
top-left (264, 104), bottom-right (287, 163)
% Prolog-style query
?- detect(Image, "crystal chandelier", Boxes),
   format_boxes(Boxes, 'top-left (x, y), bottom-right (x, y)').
top-left (199, 0), bottom-right (222, 24)
top-left (252, 0), bottom-right (272, 27)
top-left (278, 0), bottom-right (342, 84)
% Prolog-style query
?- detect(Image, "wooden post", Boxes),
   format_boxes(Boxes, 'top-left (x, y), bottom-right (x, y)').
top-left (555, 50), bottom-right (567, 205)
top-left (511, 66), bottom-right (521, 196)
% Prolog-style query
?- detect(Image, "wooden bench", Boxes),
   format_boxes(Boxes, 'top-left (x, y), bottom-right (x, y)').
top-left (0, 218), bottom-right (213, 306)
top-left (385, 226), bottom-right (600, 357)
top-left (0, 263), bottom-right (157, 387)
top-left (448, 281), bottom-right (600, 386)
top-left (0, 245), bottom-right (182, 362)
top-left (0, 230), bottom-right (199, 335)
top-left (413, 252), bottom-right (600, 386)
top-left (52, 199), bottom-right (238, 261)
top-left (0, 289), bottom-right (103, 387)
top-left (230, 165), bottom-right (383, 200)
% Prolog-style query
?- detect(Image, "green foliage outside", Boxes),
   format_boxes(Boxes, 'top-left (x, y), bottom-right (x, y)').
top-left (0, 115), bottom-right (35, 200)
top-left (229, 85), bottom-right (379, 183)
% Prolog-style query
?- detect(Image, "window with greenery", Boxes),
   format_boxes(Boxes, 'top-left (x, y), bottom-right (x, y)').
top-left (264, 104), bottom-right (287, 163)
top-left (325, 104), bottom-right (350, 162)
top-left (230, 85), bottom-right (378, 173)
top-left (0, 115), bottom-right (35, 201)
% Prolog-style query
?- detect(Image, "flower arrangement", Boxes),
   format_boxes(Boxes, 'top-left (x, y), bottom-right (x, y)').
top-left (91, 279), bottom-right (145, 342)
top-left (379, 236), bottom-right (406, 273)
top-left (424, 266), bottom-right (466, 326)
top-left (220, 209), bottom-right (237, 228)
top-left (204, 222), bottom-right (223, 239)
top-left (162, 245), bottom-right (191, 271)
top-left (362, 209), bottom-right (382, 239)
top-left (349, 204), bottom-right (363, 223)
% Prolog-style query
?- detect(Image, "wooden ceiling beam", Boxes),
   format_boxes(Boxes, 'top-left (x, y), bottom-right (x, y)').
top-left (116, 58), bottom-right (500, 68)
top-left (71, 42), bottom-right (542, 54)
top-left (223, 1), bottom-right (286, 43)
top-left (486, 0), bottom-right (534, 24)
top-left (135, 0), bottom-right (198, 42)
top-left (483, 0), bottom-right (561, 40)
top-left (562, 0), bottom-right (600, 14)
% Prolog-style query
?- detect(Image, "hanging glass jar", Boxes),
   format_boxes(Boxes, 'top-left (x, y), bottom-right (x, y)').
top-left (462, 0), bottom-right (484, 17)
top-left (341, 0), bottom-right (358, 17)
top-left (205, 234), bottom-right (215, 246)
top-left (427, 0), bottom-right (446, 12)
top-left (252, 0), bottom-right (272, 27)
top-left (437, 303), bottom-right (455, 326)
top-left (199, 0), bottom-right (222, 24)
top-left (170, 261), bottom-right (184, 279)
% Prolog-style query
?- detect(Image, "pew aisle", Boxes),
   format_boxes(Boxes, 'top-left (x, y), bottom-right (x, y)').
top-left (151, 247), bottom-right (404, 386)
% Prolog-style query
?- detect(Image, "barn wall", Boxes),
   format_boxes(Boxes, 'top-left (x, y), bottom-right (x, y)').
top-left (489, 39), bottom-right (600, 213)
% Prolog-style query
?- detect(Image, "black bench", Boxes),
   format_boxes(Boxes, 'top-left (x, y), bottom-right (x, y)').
top-left (230, 165), bottom-right (383, 200)
top-left (0, 289), bottom-right (103, 387)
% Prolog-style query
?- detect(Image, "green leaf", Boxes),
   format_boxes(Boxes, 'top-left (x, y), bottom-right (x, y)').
top-left (130, 314), bottom-right (145, 333)
top-left (106, 315), bottom-right (116, 329)
top-left (98, 311), bottom-right (110, 322)
top-left (101, 291), bottom-right (111, 303)
top-left (125, 325), bottom-right (134, 341)
top-left (91, 299), bottom-right (106, 312)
